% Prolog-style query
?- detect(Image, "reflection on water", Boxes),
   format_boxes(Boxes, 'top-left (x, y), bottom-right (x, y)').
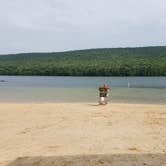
top-left (0, 76), bottom-right (166, 104)
top-left (0, 76), bottom-right (166, 88)
top-left (0, 87), bottom-right (165, 104)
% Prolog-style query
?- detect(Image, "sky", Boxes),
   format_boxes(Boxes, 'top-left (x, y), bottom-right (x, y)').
top-left (0, 0), bottom-right (166, 54)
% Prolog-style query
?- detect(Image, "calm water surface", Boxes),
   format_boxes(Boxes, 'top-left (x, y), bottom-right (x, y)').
top-left (0, 76), bottom-right (166, 104)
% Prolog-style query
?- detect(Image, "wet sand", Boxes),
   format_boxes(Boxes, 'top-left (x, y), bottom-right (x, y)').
top-left (0, 102), bottom-right (166, 165)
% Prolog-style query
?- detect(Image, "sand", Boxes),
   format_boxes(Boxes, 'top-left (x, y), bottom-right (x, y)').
top-left (0, 102), bottom-right (166, 165)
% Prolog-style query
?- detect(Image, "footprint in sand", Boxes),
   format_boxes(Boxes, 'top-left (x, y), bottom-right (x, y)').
top-left (128, 147), bottom-right (141, 152)
top-left (19, 128), bottom-right (31, 134)
top-left (47, 145), bottom-right (61, 151)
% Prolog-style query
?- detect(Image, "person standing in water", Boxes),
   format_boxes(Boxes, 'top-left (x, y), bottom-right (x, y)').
top-left (99, 84), bottom-right (110, 105)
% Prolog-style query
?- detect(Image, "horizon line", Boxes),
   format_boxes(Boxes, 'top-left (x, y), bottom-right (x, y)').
top-left (1, 45), bottom-right (166, 56)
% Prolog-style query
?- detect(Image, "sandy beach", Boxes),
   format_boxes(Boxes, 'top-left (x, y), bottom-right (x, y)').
top-left (0, 102), bottom-right (166, 165)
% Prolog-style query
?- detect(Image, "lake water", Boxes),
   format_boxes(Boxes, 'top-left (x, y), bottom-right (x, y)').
top-left (0, 76), bottom-right (166, 104)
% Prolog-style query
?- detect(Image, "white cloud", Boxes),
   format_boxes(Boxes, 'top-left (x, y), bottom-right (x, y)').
top-left (0, 0), bottom-right (166, 54)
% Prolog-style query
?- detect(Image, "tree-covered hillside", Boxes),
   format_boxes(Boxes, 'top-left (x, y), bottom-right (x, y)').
top-left (0, 46), bottom-right (166, 76)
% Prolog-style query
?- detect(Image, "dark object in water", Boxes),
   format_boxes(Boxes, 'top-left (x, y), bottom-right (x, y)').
top-left (0, 80), bottom-right (7, 82)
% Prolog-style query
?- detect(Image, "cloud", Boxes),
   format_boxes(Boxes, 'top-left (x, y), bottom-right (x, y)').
top-left (0, 0), bottom-right (166, 54)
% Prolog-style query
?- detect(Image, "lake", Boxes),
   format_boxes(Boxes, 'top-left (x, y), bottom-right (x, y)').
top-left (0, 76), bottom-right (166, 104)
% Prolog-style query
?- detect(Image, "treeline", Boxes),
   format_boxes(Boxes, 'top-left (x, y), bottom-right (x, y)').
top-left (0, 46), bottom-right (166, 76)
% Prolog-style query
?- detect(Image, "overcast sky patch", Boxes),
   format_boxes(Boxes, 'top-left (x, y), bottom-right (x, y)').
top-left (0, 0), bottom-right (166, 54)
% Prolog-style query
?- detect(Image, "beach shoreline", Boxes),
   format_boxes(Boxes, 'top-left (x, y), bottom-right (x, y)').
top-left (0, 102), bottom-right (166, 165)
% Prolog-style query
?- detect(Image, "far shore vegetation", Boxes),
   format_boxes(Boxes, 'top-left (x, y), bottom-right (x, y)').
top-left (0, 46), bottom-right (166, 76)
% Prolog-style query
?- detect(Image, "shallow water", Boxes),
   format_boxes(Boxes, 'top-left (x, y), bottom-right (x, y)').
top-left (0, 76), bottom-right (166, 104)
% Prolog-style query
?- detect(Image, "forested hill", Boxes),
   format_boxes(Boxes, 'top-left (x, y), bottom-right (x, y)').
top-left (0, 46), bottom-right (166, 76)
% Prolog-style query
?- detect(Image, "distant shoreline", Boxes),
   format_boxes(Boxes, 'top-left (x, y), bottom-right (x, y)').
top-left (0, 46), bottom-right (166, 76)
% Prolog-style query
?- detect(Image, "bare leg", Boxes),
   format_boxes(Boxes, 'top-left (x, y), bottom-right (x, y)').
top-left (105, 97), bottom-right (108, 104)
top-left (99, 97), bottom-right (102, 105)
top-left (99, 97), bottom-right (105, 105)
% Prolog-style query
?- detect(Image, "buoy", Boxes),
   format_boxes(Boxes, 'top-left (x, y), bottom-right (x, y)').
top-left (128, 82), bottom-right (130, 88)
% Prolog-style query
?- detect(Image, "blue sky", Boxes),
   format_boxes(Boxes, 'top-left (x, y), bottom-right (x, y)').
top-left (0, 0), bottom-right (166, 54)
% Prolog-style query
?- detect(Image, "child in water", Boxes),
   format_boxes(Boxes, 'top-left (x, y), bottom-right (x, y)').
top-left (99, 84), bottom-right (110, 105)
